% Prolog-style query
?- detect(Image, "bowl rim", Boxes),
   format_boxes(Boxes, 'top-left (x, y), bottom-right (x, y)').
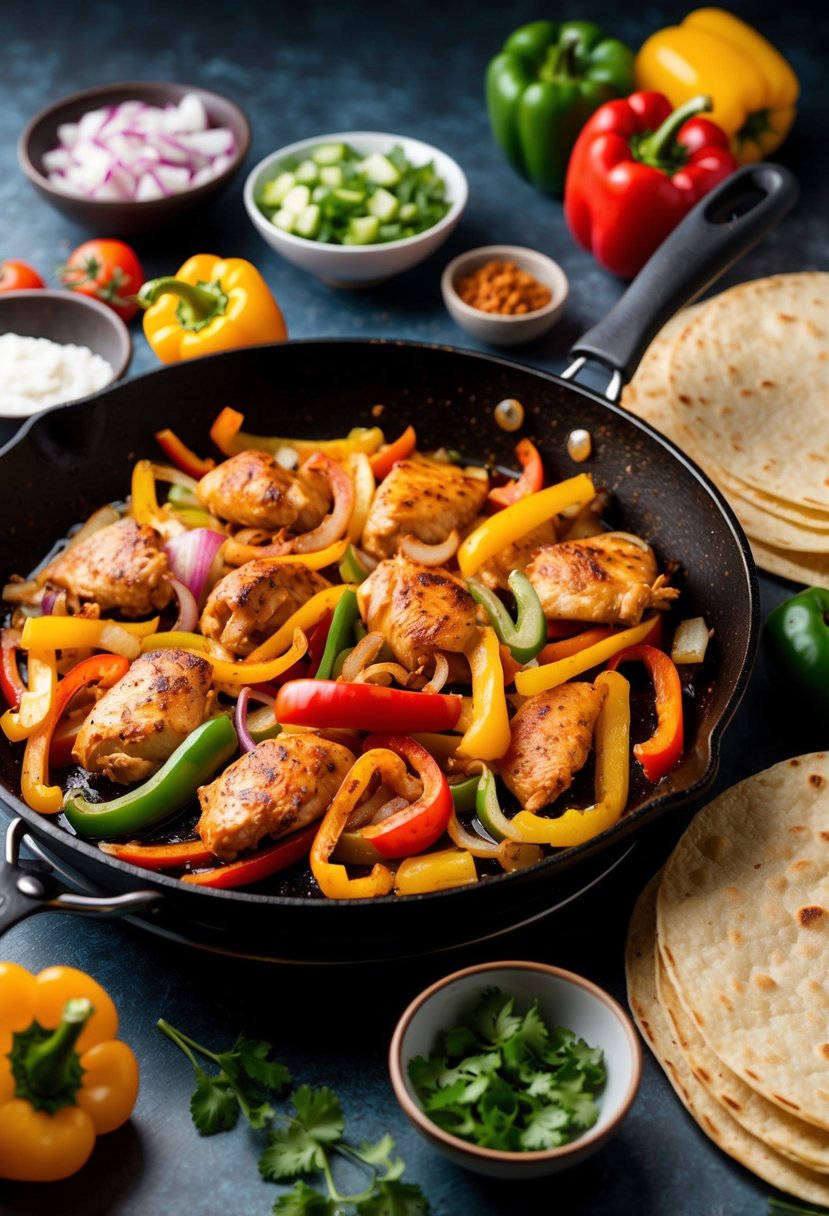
top-left (18, 79), bottom-right (251, 205)
top-left (243, 129), bottom-right (468, 254)
top-left (441, 244), bottom-right (570, 326)
top-left (388, 958), bottom-right (642, 1164)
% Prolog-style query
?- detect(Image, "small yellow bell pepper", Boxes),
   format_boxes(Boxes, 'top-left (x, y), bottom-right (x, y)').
top-left (138, 254), bottom-right (287, 364)
top-left (394, 848), bottom-right (478, 895)
top-left (458, 626), bottom-right (512, 762)
top-left (209, 405), bottom-right (384, 462)
top-left (515, 615), bottom-right (658, 696)
top-left (458, 474), bottom-right (595, 578)
top-left (0, 962), bottom-right (139, 1182)
top-left (635, 8), bottom-right (799, 162)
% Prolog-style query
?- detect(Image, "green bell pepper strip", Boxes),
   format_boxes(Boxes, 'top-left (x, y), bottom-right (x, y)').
top-left (338, 544), bottom-right (372, 585)
top-left (467, 570), bottom-right (546, 663)
top-left (63, 714), bottom-right (238, 839)
top-left (314, 589), bottom-right (361, 681)
top-left (486, 19), bottom-right (635, 195)
top-left (448, 773), bottom-right (481, 814)
top-left (764, 586), bottom-right (829, 718)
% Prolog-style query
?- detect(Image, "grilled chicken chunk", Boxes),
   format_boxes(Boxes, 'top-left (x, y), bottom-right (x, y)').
top-left (200, 559), bottom-right (330, 656)
top-left (476, 520), bottom-right (558, 592)
top-left (41, 517), bottom-right (171, 617)
top-left (197, 732), bottom-right (356, 860)
top-left (499, 682), bottom-right (607, 813)
top-left (361, 459), bottom-right (489, 560)
top-left (357, 555), bottom-right (480, 672)
top-left (527, 533), bottom-right (679, 626)
top-left (196, 450), bottom-right (328, 532)
top-left (72, 648), bottom-right (213, 785)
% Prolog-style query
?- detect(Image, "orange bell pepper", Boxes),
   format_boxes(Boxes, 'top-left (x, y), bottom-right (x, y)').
top-left (606, 643), bottom-right (684, 781)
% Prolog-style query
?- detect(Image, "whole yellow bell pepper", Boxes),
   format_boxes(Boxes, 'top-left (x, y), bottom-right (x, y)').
top-left (0, 962), bottom-right (139, 1181)
top-left (138, 254), bottom-right (287, 363)
top-left (635, 8), bottom-right (799, 162)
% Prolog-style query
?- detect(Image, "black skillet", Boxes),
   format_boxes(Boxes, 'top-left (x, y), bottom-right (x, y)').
top-left (0, 164), bottom-right (799, 962)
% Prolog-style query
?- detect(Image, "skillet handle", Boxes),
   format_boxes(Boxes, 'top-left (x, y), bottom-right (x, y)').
top-left (0, 817), bottom-right (162, 936)
top-left (566, 162), bottom-right (800, 396)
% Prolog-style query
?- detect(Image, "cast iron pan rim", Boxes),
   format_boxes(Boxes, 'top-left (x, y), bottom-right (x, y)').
top-left (1, 337), bottom-right (760, 908)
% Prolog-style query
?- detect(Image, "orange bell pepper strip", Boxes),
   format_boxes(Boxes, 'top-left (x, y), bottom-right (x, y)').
top-left (154, 428), bottom-right (216, 479)
top-left (536, 626), bottom-right (617, 666)
top-left (181, 823), bottom-right (319, 889)
top-left (21, 653), bottom-right (130, 815)
top-left (369, 425), bottom-right (417, 479)
top-left (99, 837), bottom-right (214, 871)
top-left (0, 627), bottom-right (25, 710)
top-left (0, 963), bottom-right (139, 1182)
top-left (487, 438), bottom-right (544, 508)
top-left (606, 643), bottom-right (683, 782)
top-left (138, 254), bottom-right (287, 364)
top-left (208, 405), bottom-right (384, 463)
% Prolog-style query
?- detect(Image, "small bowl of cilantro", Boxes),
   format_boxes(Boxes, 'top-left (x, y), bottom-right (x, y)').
top-left (389, 961), bottom-right (642, 1179)
top-left (243, 131), bottom-right (467, 287)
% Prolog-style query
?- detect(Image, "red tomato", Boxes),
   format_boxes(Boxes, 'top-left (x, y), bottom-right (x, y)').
top-left (58, 239), bottom-right (144, 322)
top-left (0, 259), bottom-right (45, 291)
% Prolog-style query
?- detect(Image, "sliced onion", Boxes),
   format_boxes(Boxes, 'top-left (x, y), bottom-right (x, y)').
top-left (294, 454), bottom-right (355, 553)
top-left (357, 662), bottom-right (411, 686)
top-left (399, 529), bottom-right (459, 566)
top-left (153, 463), bottom-right (199, 494)
top-left (347, 782), bottom-right (396, 830)
top-left (447, 810), bottom-right (500, 858)
top-left (340, 631), bottom-right (385, 682)
top-left (223, 535), bottom-right (294, 565)
top-left (421, 652), bottom-right (449, 694)
top-left (2, 580), bottom-right (43, 605)
top-left (164, 529), bottom-right (226, 602)
top-left (168, 577), bottom-right (199, 633)
top-left (601, 530), bottom-right (652, 551)
top-left (671, 616), bottom-right (712, 664)
top-left (234, 687), bottom-right (279, 753)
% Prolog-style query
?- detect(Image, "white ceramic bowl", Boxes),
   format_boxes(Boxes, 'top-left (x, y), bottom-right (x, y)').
top-left (441, 245), bottom-right (569, 347)
top-left (243, 131), bottom-right (468, 287)
top-left (389, 960), bottom-right (641, 1179)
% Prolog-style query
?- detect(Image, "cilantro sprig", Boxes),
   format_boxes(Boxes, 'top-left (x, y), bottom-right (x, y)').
top-left (407, 986), bottom-right (606, 1153)
top-left (158, 1019), bottom-right (428, 1216)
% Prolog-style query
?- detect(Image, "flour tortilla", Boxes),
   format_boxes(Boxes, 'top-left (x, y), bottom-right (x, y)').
top-left (667, 273), bottom-right (829, 511)
top-left (625, 873), bottom-right (829, 1204)
top-left (748, 540), bottom-right (829, 590)
top-left (657, 753), bottom-right (829, 1131)
top-left (621, 303), bottom-right (707, 438)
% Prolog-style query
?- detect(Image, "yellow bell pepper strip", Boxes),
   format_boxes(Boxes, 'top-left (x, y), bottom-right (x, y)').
top-left (346, 451), bottom-right (376, 543)
top-left (222, 536), bottom-right (350, 569)
top-left (394, 848), bottom-right (478, 895)
top-left (246, 584), bottom-right (356, 662)
top-left (130, 458), bottom-right (163, 525)
top-left (64, 713), bottom-right (238, 839)
top-left (369, 425), bottom-right (417, 480)
top-left (181, 822), bottom-right (319, 889)
top-left (138, 254), bottom-right (287, 364)
top-left (607, 643), bottom-right (684, 782)
top-left (154, 427), bottom-right (216, 479)
top-left (0, 962), bottom-right (139, 1182)
top-left (21, 653), bottom-right (130, 815)
top-left (634, 8), bottom-right (799, 163)
top-left (183, 628), bottom-right (309, 690)
top-left (0, 648), bottom-right (57, 742)
top-left (457, 626), bottom-right (512, 761)
top-left (458, 473), bottom-right (595, 577)
top-left (510, 669), bottom-right (631, 846)
top-left (310, 748), bottom-right (402, 899)
top-left (515, 614), bottom-right (658, 696)
top-left (536, 625), bottom-right (618, 666)
top-left (21, 614), bottom-right (160, 648)
top-left (208, 404), bottom-right (384, 462)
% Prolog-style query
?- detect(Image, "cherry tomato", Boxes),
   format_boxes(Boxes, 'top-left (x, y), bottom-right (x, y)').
top-left (0, 259), bottom-right (45, 292)
top-left (58, 239), bottom-right (144, 322)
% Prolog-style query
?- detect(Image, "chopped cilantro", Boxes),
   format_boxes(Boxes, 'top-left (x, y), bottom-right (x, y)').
top-left (407, 986), bottom-right (606, 1153)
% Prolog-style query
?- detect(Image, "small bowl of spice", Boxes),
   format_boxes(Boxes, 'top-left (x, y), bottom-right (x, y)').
top-left (389, 960), bottom-right (641, 1179)
top-left (441, 245), bottom-right (568, 347)
top-left (0, 290), bottom-right (131, 431)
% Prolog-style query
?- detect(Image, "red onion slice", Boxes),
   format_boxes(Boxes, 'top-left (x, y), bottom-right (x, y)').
top-left (164, 528), bottom-right (225, 602)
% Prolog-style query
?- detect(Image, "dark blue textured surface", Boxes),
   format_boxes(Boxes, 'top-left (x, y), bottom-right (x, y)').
top-left (0, 1), bottom-right (827, 1213)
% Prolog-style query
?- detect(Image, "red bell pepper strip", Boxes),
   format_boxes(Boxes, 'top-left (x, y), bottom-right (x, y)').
top-left (180, 823), bottom-right (319, 888)
top-left (359, 734), bottom-right (453, 858)
top-left (274, 679), bottom-right (462, 733)
top-left (564, 90), bottom-right (737, 278)
top-left (0, 628), bottom-right (26, 710)
top-left (154, 428), bottom-right (216, 479)
top-left (487, 438), bottom-right (544, 508)
top-left (99, 838), bottom-right (214, 870)
top-left (606, 643), bottom-right (683, 781)
top-left (368, 425), bottom-right (416, 480)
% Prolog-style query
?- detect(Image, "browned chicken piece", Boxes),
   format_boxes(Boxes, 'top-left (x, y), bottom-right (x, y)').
top-left (196, 449), bottom-right (328, 532)
top-left (72, 648), bottom-right (213, 785)
top-left (200, 559), bottom-right (330, 656)
top-left (476, 520), bottom-right (558, 592)
top-left (40, 517), bottom-right (171, 617)
top-left (499, 682), bottom-right (607, 813)
top-left (357, 555), bottom-right (480, 672)
top-left (361, 459), bottom-right (489, 560)
top-left (526, 533), bottom-right (680, 626)
top-left (197, 732), bottom-right (356, 861)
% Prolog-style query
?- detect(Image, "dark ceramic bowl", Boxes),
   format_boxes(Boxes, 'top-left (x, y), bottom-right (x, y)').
top-left (0, 289), bottom-right (131, 424)
top-left (18, 81), bottom-right (251, 236)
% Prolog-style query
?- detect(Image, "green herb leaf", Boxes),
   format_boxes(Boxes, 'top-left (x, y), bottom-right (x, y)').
top-left (293, 1085), bottom-right (345, 1145)
top-left (272, 1180), bottom-right (337, 1216)
top-left (352, 1134), bottom-right (405, 1182)
top-left (236, 1035), bottom-right (294, 1094)
top-left (356, 1179), bottom-right (430, 1216)
top-left (259, 1122), bottom-right (327, 1180)
top-left (190, 1070), bottom-right (240, 1135)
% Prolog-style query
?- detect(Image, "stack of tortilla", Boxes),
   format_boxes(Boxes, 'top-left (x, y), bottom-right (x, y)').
top-left (621, 272), bottom-right (829, 588)
top-left (625, 753), bottom-right (829, 1202)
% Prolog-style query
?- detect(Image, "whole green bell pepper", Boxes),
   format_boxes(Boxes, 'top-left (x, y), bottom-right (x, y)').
top-left (764, 586), bottom-right (829, 719)
top-left (486, 19), bottom-right (635, 195)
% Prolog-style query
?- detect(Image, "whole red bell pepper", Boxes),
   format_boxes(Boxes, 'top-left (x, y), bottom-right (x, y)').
top-left (564, 90), bottom-right (737, 278)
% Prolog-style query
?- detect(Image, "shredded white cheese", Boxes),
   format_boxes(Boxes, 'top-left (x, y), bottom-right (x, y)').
top-left (0, 333), bottom-right (114, 417)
